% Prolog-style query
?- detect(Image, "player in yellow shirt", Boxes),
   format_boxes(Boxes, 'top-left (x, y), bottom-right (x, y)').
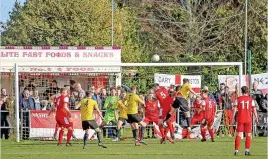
top-left (75, 89), bottom-right (107, 149)
top-left (126, 86), bottom-right (147, 146)
top-left (112, 90), bottom-right (128, 141)
top-left (162, 78), bottom-right (200, 132)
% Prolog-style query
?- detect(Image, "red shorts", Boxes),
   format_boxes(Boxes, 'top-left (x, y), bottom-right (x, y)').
top-left (191, 114), bottom-right (203, 125)
top-left (236, 122), bottom-right (252, 133)
top-left (56, 116), bottom-right (73, 128)
top-left (144, 117), bottom-right (158, 125)
top-left (201, 118), bottom-right (214, 128)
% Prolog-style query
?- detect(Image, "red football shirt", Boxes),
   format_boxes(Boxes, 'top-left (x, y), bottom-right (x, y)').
top-left (201, 98), bottom-right (216, 120)
top-left (145, 100), bottom-right (159, 120)
top-left (56, 95), bottom-right (69, 119)
top-left (234, 95), bottom-right (255, 123)
top-left (155, 86), bottom-right (173, 111)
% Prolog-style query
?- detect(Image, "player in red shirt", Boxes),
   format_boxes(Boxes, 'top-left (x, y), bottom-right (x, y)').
top-left (55, 88), bottom-right (73, 146)
top-left (153, 84), bottom-right (175, 144)
top-left (200, 89), bottom-right (217, 142)
top-left (143, 93), bottom-right (159, 138)
top-left (232, 86), bottom-right (258, 156)
top-left (190, 95), bottom-right (204, 128)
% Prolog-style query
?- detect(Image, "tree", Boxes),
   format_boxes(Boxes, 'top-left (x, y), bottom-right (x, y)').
top-left (1, 0), bottom-right (148, 63)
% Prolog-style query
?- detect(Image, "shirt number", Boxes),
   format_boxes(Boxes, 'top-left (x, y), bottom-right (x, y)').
top-left (241, 100), bottom-right (249, 109)
top-left (208, 101), bottom-right (212, 108)
top-left (160, 92), bottom-right (166, 98)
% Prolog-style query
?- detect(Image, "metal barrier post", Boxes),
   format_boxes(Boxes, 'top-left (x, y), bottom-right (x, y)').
top-left (15, 63), bottom-right (20, 142)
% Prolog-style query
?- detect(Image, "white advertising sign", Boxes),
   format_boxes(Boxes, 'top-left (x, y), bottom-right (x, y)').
top-left (0, 46), bottom-right (121, 66)
top-left (154, 73), bottom-right (175, 87)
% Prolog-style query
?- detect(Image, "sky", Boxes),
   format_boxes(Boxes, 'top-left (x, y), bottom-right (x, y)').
top-left (1, 0), bottom-right (25, 22)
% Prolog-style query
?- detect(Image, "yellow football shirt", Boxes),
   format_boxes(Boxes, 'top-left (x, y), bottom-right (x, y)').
top-left (115, 100), bottom-right (128, 119)
top-left (126, 93), bottom-right (143, 114)
top-left (178, 83), bottom-right (192, 99)
top-left (79, 98), bottom-right (98, 121)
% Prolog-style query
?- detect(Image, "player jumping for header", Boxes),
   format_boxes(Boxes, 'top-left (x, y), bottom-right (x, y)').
top-left (161, 78), bottom-right (200, 132)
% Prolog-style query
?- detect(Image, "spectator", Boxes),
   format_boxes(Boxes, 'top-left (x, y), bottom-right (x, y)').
top-left (251, 81), bottom-right (264, 110)
top-left (27, 79), bottom-right (36, 90)
top-left (20, 89), bottom-right (35, 139)
top-left (0, 92), bottom-right (10, 139)
top-left (260, 94), bottom-right (268, 112)
top-left (168, 85), bottom-right (175, 97)
top-left (70, 80), bottom-right (76, 94)
top-left (43, 80), bottom-right (60, 100)
top-left (71, 83), bottom-right (85, 108)
top-left (100, 88), bottom-right (108, 109)
top-left (99, 88), bottom-right (108, 138)
top-left (219, 86), bottom-right (234, 135)
top-left (20, 89), bottom-right (35, 110)
top-left (33, 90), bottom-right (41, 110)
top-left (1, 88), bottom-right (8, 98)
top-left (215, 83), bottom-right (225, 105)
top-left (231, 84), bottom-right (239, 105)
top-left (203, 86), bottom-right (216, 103)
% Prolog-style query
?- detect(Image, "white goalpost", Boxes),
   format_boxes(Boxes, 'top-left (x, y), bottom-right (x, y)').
top-left (14, 62), bottom-right (243, 142)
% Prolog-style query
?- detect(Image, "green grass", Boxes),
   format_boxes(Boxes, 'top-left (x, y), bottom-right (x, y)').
top-left (1, 137), bottom-right (267, 159)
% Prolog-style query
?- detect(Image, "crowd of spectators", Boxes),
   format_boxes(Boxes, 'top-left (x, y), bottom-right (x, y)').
top-left (0, 79), bottom-right (267, 139)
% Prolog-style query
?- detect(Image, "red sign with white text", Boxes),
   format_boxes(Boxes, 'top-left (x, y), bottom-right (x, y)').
top-left (30, 110), bottom-right (102, 129)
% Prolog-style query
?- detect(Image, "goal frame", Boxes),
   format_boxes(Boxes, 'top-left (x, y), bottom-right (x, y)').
top-left (14, 62), bottom-right (243, 142)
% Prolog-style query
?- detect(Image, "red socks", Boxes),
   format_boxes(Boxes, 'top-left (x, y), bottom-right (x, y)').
top-left (54, 123), bottom-right (59, 134)
top-left (67, 129), bottom-right (73, 144)
top-left (159, 125), bottom-right (165, 138)
top-left (235, 136), bottom-right (241, 150)
top-left (167, 121), bottom-right (174, 135)
top-left (58, 129), bottom-right (64, 144)
top-left (209, 129), bottom-right (214, 139)
top-left (201, 128), bottom-right (206, 139)
top-left (245, 136), bottom-right (251, 149)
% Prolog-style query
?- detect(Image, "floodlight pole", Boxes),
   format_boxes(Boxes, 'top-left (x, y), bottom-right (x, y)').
top-left (14, 63), bottom-right (20, 142)
top-left (244, 0), bottom-right (248, 75)
top-left (111, 0), bottom-right (114, 46)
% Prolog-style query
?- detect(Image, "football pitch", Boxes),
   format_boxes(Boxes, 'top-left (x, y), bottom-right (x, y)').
top-left (1, 138), bottom-right (267, 159)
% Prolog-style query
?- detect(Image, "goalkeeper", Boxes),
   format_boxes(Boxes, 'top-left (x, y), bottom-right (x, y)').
top-left (99, 87), bottom-right (120, 139)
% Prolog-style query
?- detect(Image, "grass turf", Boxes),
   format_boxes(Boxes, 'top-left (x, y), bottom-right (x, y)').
top-left (1, 137), bottom-right (267, 159)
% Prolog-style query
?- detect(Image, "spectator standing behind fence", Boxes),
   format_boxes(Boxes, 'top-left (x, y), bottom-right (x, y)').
top-left (231, 84), bottom-right (239, 105)
top-left (251, 81), bottom-right (264, 111)
top-left (219, 86), bottom-right (234, 136)
top-left (27, 79), bottom-right (36, 91)
top-left (72, 83), bottom-right (85, 107)
top-left (0, 89), bottom-right (10, 139)
top-left (20, 89), bottom-right (35, 110)
top-left (20, 89), bottom-right (36, 139)
top-left (43, 80), bottom-right (60, 100)
top-left (33, 90), bottom-right (41, 110)
top-left (99, 88), bottom-right (108, 138)
top-left (215, 83), bottom-right (225, 105)
top-left (70, 80), bottom-right (76, 94)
